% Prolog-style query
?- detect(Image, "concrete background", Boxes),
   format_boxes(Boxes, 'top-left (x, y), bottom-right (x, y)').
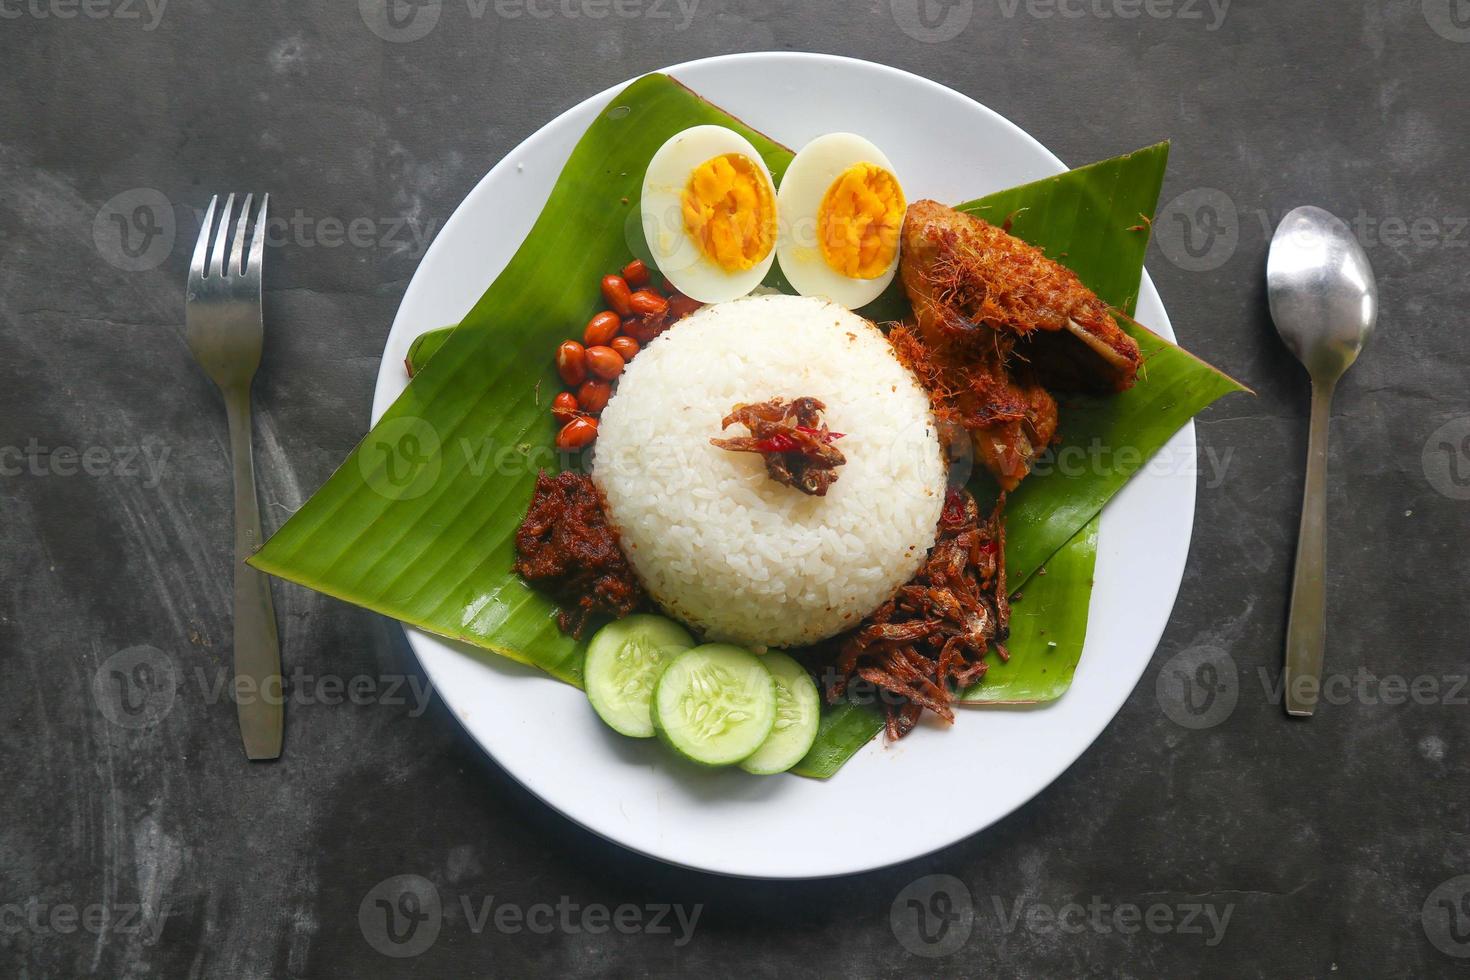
top-left (3, 0), bottom-right (1468, 976)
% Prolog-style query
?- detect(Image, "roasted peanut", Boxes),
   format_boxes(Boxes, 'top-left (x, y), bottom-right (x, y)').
top-left (620, 259), bottom-right (650, 288)
top-left (551, 391), bottom-right (579, 424)
top-left (609, 335), bottom-right (639, 362)
top-left (583, 310), bottom-right (621, 347)
top-left (585, 345), bottom-right (625, 380)
top-left (628, 289), bottom-right (668, 317)
top-left (577, 379), bottom-right (612, 414)
top-left (600, 275), bottom-right (633, 317)
top-left (555, 416), bottom-right (598, 451)
top-left (555, 340), bottom-right (587, 386)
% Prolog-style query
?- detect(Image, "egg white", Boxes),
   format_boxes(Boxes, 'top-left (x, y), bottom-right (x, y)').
top-left (775, 133), bottom-right (904, 310)
top-left (639, 125), bottom-right (778, 304)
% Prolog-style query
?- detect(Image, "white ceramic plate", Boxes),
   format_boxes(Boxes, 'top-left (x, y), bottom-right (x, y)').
top-left (372, 53), bottom-right (1193, 879)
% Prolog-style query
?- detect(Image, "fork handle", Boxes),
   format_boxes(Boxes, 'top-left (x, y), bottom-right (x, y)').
top-left (223, 384), bottom-right (283, 759)
top-left (1284, 377), bottom-right (1334, 717)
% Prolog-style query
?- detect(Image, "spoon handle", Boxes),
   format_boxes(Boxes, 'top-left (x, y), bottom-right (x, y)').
top-left (1284, 378), bottom-right (1335, 716)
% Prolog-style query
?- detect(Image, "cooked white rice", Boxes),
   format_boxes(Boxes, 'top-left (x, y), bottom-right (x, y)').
top-left (592, 294), bottom-right (946, 649)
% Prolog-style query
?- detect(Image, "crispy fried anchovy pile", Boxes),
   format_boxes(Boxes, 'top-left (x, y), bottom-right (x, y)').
top-left (823, 486), bottom-right (1010, 739)
top-left (513, 470), bottom-right (645, 638)
top-left (710, 396), bottom-right (846, 496)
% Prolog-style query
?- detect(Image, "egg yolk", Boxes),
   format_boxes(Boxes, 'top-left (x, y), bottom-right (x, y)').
top-left (681, 153), bottom-right (776, 272)
top-left (817, 163), bottom-right (906, 280)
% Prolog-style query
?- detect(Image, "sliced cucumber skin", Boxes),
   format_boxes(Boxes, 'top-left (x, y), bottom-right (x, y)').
top-left (584, 615), bottom-right (695, 738)
top-left (739, 651), bottom-right (822, 775)
top-left (652, 645), bottom-right (777, 767)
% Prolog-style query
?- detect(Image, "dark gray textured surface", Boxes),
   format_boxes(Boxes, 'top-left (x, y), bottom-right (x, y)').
top-left (3, 1), bottom-right (1468, 976)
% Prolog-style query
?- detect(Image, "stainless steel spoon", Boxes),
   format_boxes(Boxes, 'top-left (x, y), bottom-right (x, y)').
top-left (1266, 206), bottom-right (1378, 716)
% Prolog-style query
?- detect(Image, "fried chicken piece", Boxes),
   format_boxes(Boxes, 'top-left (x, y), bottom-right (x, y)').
top-left (888, 317), bottom-right (1058, 492)
top-left (895, 200), bottom-right (1142, 490)
top-left (900, 200), bottom-right (1142, 393)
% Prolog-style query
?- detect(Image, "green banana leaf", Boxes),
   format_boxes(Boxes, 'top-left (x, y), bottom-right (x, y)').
top-left (253, 73), bottom-right (1243, 780)
top-left (405, 327), bottom-right (452, 376)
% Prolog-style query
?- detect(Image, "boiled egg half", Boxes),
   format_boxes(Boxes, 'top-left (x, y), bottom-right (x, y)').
top-left (775, 133), bottom-right (906, 310)
top-left (640, 126), bottom-right (779, 304)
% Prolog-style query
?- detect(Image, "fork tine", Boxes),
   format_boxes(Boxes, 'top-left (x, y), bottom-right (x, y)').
top-left (246, 194), bottom-right (269, 281)
top-left (190, 195), bottom-right (219, 286)
top-left (211, 193), bottom-right (236, 279)
top-left (228, 193), bottom-right (253, 277)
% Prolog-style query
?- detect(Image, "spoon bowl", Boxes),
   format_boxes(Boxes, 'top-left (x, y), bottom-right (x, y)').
top-left (1268, 206), bottom-right (1378, 381)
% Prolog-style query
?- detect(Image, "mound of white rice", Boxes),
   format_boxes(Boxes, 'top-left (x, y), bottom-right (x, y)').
top-left (592, 294), bottom-right (945, 649)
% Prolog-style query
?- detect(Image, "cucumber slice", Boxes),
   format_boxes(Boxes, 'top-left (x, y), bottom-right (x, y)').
top-left (584, 615), bottom-right (695, 738)
top-left (739, 651), bottom-right (821, 775)
top-left (652, 645), bottom-right (777, 767)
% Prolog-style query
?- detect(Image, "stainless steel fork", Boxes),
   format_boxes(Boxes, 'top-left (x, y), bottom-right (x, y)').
top-left (185, 194), bottom-right (283, 760)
